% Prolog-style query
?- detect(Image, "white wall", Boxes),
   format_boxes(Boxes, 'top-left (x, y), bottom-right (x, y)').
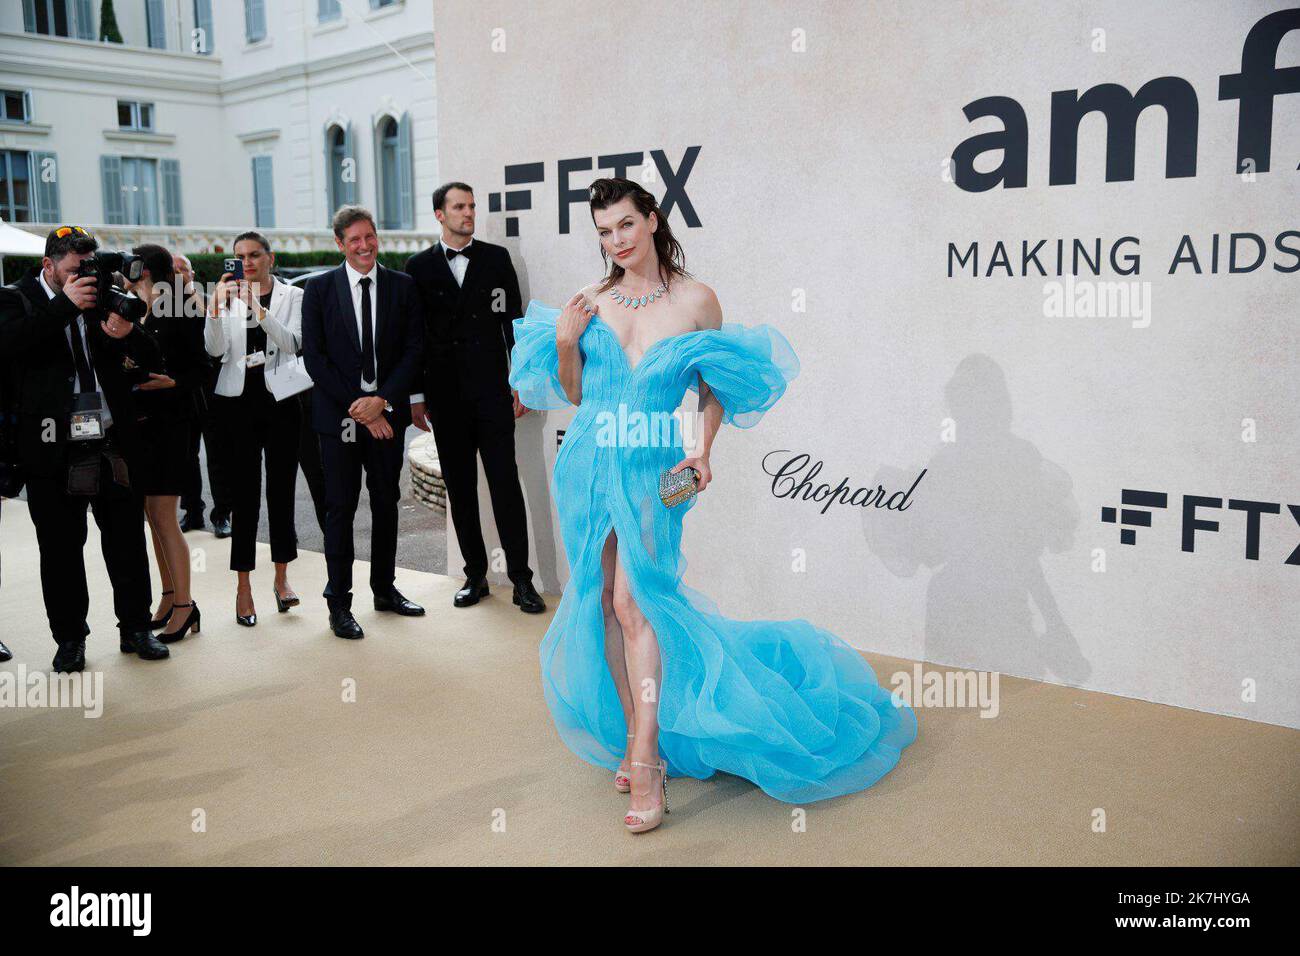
top-left (433, 0), bottom-right (1300, 728)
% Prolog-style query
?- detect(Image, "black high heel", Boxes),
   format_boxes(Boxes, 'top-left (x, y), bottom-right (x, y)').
top-left (273, 584), bottom-right (300, 613)
top-left (149, 590), bottom-right (175, 630)
top-left (159, 602), bottom-right (201, 644)
top-left (236, 588), bottom-right (257, 627)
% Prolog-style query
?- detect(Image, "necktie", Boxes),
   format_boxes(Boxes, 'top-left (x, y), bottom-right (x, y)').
top-left (359, 276), bottom-right (376, 385)
top-left (445, 245), bottom-right (470, 260)
top-left (69, 319), bottom-right (95, 394)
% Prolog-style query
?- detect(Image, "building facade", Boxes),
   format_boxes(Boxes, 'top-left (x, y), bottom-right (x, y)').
top-left (0, 0), bottom-right (438, 253)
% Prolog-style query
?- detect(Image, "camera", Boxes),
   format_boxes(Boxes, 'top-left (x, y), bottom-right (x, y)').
top-left (223, 257), bottom-right (244, 280)
top-left (76, 251), bottom-right (148, 323)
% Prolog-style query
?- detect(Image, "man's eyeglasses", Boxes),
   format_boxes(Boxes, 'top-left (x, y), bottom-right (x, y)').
top-left (52, 225), bottom-right (89, 239)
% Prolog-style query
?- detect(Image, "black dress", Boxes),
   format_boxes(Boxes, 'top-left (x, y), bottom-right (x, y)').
top-left (133, 305), bottom-right (206, 497)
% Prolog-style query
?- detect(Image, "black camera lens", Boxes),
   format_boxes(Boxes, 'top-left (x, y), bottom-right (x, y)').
top-left (104, 287), bottom-right (148, 324)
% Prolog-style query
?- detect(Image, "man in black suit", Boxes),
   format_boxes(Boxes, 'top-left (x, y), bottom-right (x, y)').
top-left (404, 182), bottom-right (545, 614)
top-left (0, 226), bottom-right (170, 670)
top-left (301, 206), bottom-right (425, 639)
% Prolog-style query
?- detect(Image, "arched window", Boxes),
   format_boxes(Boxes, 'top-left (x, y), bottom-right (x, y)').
top-left (378, 117), bottom-right (400, 229)
top-left (374, 112), bottom-right (413, 230)
top-left (325, 122), bottom-right (355, 222)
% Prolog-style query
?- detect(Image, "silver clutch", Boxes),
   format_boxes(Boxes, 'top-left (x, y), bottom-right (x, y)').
top-left (659, 466), bottom-right (700, 508)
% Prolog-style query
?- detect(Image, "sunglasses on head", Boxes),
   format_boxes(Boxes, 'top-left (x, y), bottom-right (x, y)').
top-left (53, 225), bottom-right (90, 239)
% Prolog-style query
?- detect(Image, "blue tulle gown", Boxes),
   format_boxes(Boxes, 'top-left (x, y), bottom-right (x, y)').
top-left (509, 300), bottom-right (917, 803)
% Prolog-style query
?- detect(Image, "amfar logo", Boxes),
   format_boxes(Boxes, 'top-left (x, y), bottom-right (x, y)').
top-left (1102, 489), bottom-right (1300, 566)
top-left (951, 9), bottom-right (1299, 190)
top-left (50, 886), bottom-right (151, 936)
top-left (488, 147), bottom-right (701, 236)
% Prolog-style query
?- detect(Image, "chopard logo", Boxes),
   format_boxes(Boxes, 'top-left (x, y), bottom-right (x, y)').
top-left (489, 147), bottom-right (702, 237)
top-left (762, 451), bottom-right (926, 515)
top-left (1102, 488), bottom-right (1300, 565)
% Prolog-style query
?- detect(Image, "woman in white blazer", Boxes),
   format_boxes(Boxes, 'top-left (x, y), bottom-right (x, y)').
top-left (206, 232), bottom-right (310, 626)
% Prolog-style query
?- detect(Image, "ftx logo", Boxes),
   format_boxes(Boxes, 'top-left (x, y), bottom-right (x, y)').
top-left (1102, 488), bottom-right (1300, 565)
top-left (489, 147), bottom-right (701, 237)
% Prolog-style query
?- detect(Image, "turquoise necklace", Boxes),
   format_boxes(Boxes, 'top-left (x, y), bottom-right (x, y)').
top-left (609, 280), bottom-right (667, 309)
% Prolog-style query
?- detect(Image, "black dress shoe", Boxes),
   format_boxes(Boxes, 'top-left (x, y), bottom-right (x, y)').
top-left (374, 588), bottom-right (425, 616)
top-left (0, 640), bottom-right (11, 662)
top-left (52, 640), bottom-right (85, 673)
top-left (180, 511), bottom-right (205, 533)
top-left (454, 577), bottom-right (489, 607)
top-left (212, 516), bottom-right (232, 539)
top-left (120, 630), bottom-right (170, 661)
top-left (329, 609), bottom-right (365, 639)
top-left (513, 580), bottom-right (547, 614)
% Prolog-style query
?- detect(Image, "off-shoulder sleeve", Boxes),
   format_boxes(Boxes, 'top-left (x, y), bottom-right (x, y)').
top-left (509, 300), bottom-right (572, 409)
top-left (683, 323), bottom-right (800, 428)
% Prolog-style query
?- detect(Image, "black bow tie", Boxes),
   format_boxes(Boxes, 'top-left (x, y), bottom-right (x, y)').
top-left (445, 245), bottom-right (472, 261)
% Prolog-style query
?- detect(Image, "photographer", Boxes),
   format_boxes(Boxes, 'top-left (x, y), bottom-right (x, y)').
top-left (0, 226), bottom-right (170, 671)
top-left (127, 244), bottom-right (206, 642)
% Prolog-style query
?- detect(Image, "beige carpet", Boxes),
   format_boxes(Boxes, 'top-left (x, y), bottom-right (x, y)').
top-left (0, 498), bottom-right (1296, 866)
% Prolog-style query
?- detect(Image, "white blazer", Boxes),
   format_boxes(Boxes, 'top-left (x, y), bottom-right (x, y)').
top-left (205, 276), bottom-right (308, 398)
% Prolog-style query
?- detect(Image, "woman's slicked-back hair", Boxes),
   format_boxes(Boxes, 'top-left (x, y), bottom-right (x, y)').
top-left (588, 177), bottom-right (689, 293)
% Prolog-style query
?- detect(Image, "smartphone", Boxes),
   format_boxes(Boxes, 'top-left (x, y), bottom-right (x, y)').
top-left (223, 257), bottom-right (244, 280)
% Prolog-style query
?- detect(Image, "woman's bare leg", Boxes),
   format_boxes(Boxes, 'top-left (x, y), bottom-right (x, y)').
top-left (601, 528), bottom-right (634, 774)
top-left (146, 496), bottom-right (194, 633)
top-left (613, 552), bottom-right (663, 821)
top-left (236, 571), bottom-right (255, 617)
top-left (146, 513), bottom-right (174, 623)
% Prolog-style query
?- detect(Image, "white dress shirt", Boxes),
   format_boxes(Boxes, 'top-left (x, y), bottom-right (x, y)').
top-left (344, 260), bottom-right (379, 393)
top-left (441, 236), bottom-right (473, 287)
top-left (40, 270), bottom-right (112, 428)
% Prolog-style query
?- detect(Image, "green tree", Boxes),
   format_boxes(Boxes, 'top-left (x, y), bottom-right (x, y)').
top-left (99, 0), bottom-right (124, 44)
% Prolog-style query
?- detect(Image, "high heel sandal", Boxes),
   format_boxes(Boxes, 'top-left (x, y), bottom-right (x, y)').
top-left (149, 590), bottom-right (175, 630)
top-left (624, 759), bottom-right (669, 834)
top-left (236, 588), bottom-right (257, 627)
top-left (273, 584), bottom-right (300, 613)
top-left (160, 602), bottom-right (201, 644)
top-left (614, 733), bottom-right (635, 793)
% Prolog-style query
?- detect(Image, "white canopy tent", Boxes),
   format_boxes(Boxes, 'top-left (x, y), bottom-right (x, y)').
top-left (0, 219), bottom-right (47, 284)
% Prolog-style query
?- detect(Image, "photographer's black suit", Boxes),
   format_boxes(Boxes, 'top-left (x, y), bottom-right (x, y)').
top-left (0, 268), bottom-right (159, 648)
top-left (301, 263), bottom-right (423, 612)
top-left (404, 239), bottom-right (534, 586)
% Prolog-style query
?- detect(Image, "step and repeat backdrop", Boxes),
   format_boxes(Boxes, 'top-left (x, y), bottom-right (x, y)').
top-left (432, 0), bottom-right (1299, 728)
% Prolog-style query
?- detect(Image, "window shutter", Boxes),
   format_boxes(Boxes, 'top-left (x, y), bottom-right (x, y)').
top-left (146, 0), bottom-right (166, 48)
top-left (194, 0), bottom-right (214, 54)
top-left (72, 0), bottom-right (94, 40)
top-left (21, 0), bottom-right (35, 33)
top-left (31, 151), bottom-right (60, 223)
top-left (100, 156), bottom-right (125, 224)
top-left (252, 154), bottom-right (275, 227)
top-left (246, 0), bottom-right (266, 42)
top-left (396, 112), bottom-right (414, 229)
top-left (160, 158), bottom-right (183, 226)
top-left (22, 91), bottom-right (32, 123)
top-left (342, 121), bottom-right (357, 204)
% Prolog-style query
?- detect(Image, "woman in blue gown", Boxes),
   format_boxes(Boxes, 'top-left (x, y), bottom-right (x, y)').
top-left (509, 178), bottom-right (916, 832)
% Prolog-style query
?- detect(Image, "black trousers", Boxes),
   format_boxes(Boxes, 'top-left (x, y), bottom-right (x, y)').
top-left (296, 389), bottom-right (327, 535)
top-left (182, 388), bottom-right (233, 521)
top-left (25, 453), bottom-right (152, 645)
top-left (215, 381), bottom-right (300, 573)
top-left (432, 392), bottom-right (533, 583)
top-left (319, 425), bottom-right (402, 611)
